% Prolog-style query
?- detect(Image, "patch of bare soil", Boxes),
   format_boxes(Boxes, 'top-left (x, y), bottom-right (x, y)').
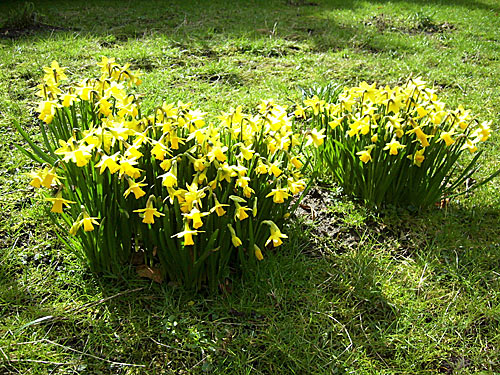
top-left (364, 13), bottom-right (455, 35)
top-left (294, 186), bottom-right (421, 257)
top-left (0, 23), bottom-right (70, 39)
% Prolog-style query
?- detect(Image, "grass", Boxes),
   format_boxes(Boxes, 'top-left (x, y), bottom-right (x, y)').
top-left (0, 0), bottom-right (499, 373)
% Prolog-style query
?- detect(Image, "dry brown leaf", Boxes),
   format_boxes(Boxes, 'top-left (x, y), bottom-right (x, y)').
top-left (136, 265), bottom-right (163, 283)
top-left (130, 251), bottom-right (145, 265)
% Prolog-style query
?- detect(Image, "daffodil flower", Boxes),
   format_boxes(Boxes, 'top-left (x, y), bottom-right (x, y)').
top-left (123, 177), bottom-right (147, 199)
top-left (45, 192), bottom-right (75, 213)
top-left (227, 224), bottom-right (242, 247)
top-left (439, 131), bottom-right (455, 147)
top-left (134, 196), bottom-right (164, 224)
top-left (412, 148), bottom-right (425, 167)
top-left (207, 143), bottom-right (228, 162)
top-left (117, 158), bottom-right (142, 179)
top-left (305, 128), bottom-right (325, 147)
top-left (476, 120), bottom-right (492, 142)
top-left (211, 196), bottom-right (229, 217)
top-left (43, 60), bottom-right (67, 84)
top-left (303, 95), bottom-right (325, 116)
top-left (82, 212), bottom-right (100, 232)
top-left (356, 147), bottom-right (373, 163)
top-left (172, 222), bottom-right (202, 246)
top-left (159, 171), bottom-right (177, 188)
top-left (268, 162), bottom-right (282, 178)
top-left (183, 208), bottom-right (209, 229)
top-left (238, 144), bottom-right (254, 160)
top-left (254, 244), bottom-right (264, 261)
top-left (407, 125), bottom-right (431, 147)
top-left (263, 220), bottom-right (288, 247)
top-left (266, 188), bottom-right (290, 204)
top-left (290, 156), bottom-right (303, 169)
top-left (384, 139), bottom-right (406, 155)
top-left (60, 93), bottom-right (78, 107)
top-left (255, 162), bottom-right (268, 175)
top-left (234, 203), bottom-right (251, 221)
top-left (37, 100), bottom-right (58, 124)
top-left (95, 153), bottom-right (120, 174)
top-left (294, 105), bottom-right (306, 119)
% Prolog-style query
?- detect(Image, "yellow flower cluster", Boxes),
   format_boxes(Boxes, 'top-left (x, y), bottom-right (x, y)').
top-left (32, 58), bottom-right (314, 260)
top-left (300, 78), bottom-right (491, 167)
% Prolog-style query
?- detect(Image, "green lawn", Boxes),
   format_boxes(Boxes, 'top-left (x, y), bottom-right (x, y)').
top-left (0, 0), bottom-right (499, 373)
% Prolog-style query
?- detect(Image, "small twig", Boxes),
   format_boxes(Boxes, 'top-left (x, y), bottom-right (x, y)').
top-left (15, 287), bottom-right (145, 332)
top-left (359, 314), bottom-right (389, 366)
top-left (0, 346), bottom-right (10, 363)
top-left (317, 312), bottom-right (353, 356)
top-left (11, 339), bottom-right (47, 346)
top-left (149, 337), bottom-right (195, 354)
top-left (42, 339), bottom-right (145, 368)
top-left (0, 236), bottom-right (20, 267)
top-left (8, 359), bottom-right (72, 366)
top-left (417, 262), bottom-right (428, 290)
top-left (65, 287), bottom-right (145, 314)
top-left (189, 355), bottom-right (208, 371)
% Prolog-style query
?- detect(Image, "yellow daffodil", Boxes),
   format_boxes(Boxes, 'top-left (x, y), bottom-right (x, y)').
top-left (82, 212), bottom-right (99, 232)
top-left (263, 220), bottom-right (288, 247)
top-left (269, 162), bottom-right (282, 178)
top-left (57, 144), bottom-right (93, 167)
top-left (290, 156), bottom-right (303, 169)
top-left (303, 95), bottom-right (325, 116)
top-left (45, 192), bottom-right (75, 213)
top-left (243, 185), bottom-right (255, 198)
top-left (305, 128), bottom-right (325, 147)
top-left (207, 143), bottom-right (228, 162)
top-left (266, 188), bottom-right (290, 203)
top-left (211, 196), bottom-right (229, 217)
top-left (384, 139), bottom-right (406, 155)
top-left (172, 222), bottom-right (202, 246)
top-left (462, 139), bottom-right (478, 153)
top-left (476, 120), bottom-right (492, 142)
top-left (412, 148), bottom-right (425, 167)
top-left (234, 203), bottom-right (251, 221)
top-left (356, 147), bottom-right (373, 163)
top-left (43, 60), bottom-right (67, 84)
top-left (37, 100), bottom-right (58, 124)
top-left (439, 131), bottom-right (455, 147)
top-left (227, 224), bottom-right (242, 247)
top-left (95, 153), bottom-right (120, 174)
top-left (407, 125), bottom-right (431, 147)
top-left (159, 171), bottom-right (177, 188)
top-left (255, 162), bottom-right (268, 175)
top-left (254, 244), bottom-right (264, 261)
top-left (60, 93), bottom-right (78, 107)
top-left (124, 177), bottom-right (147, 199)
top-left (294, 104), bottom-right (306, 119)
top-left (117, 158), bottom-right (142, 179)
top-left (134, 196), bottom-right (164, 224)
top-left (183, 208), bottom-right (209, 229)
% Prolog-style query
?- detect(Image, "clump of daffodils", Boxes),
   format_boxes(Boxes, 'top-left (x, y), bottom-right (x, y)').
top-left (21, 58), bottom-right (318, 290)
top-left (301, 78), bottom-right (493, 208)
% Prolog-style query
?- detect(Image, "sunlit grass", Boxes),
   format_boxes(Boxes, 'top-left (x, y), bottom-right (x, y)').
top-left (1, 0), bottom-right (499, 373)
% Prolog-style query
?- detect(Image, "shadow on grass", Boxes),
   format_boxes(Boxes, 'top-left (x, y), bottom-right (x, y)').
top-left (0, 0), bottom-right (446, 57)
top-left (2, 198), bottom-right (499, 373)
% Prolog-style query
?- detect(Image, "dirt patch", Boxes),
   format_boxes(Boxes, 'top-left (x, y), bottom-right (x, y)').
top-left (439, 355), bottom-right (473, 374)
top-left (293, 186), bottom-right (422, 257)
top-left (0, 23), bottom-right (71, 39)
top-left (364, 13), bottom-right (455, 35)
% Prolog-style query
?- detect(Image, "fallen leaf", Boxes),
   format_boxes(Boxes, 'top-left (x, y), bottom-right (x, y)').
top-left (130, 251), bottom-right (145, 265)
top-left (136, 265), bottom-right (163, 283)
